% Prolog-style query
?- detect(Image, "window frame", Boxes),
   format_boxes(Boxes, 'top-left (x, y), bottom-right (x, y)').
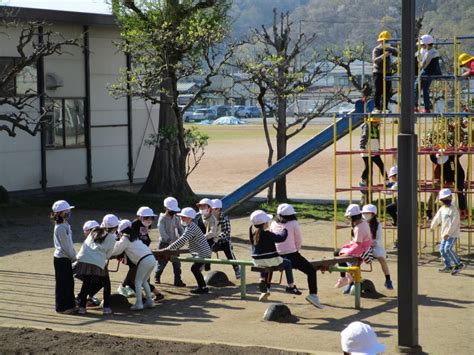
top-left (0, 56), bottom-right (38, 97)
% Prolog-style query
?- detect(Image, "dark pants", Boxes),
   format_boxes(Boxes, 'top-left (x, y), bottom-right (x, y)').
top-left (414, 76), bottom-right (433, 110)
top-left (373, 72), bottom-right (392, 111)
top-left (281, 252), bottom-right (317, 294)
top-left (155, 241), bottom-right (182, 282)
top-left (54, 257), bottom-right (76, 312)
top-left (191, 262), bottom-right (206, 288)
top-left (362, 155), bottom-right (387, 183)
top-left (386, 202), bottom-right (397, 225)
top-left (210, 239), bottom-right (239, 271)
top-left (124, 263), bottom-right (155, 292)
top-left (78, 274), bottom-right (111, 308)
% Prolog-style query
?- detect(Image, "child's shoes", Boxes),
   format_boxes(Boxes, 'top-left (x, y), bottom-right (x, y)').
top-left (334, 276), bottom-right (349, 288)
top-left (384, 280), bottom-right (394, 290)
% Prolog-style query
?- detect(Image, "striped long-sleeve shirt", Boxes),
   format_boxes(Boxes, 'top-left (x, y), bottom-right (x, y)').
top-left (217, 213), bottom-right (231, 242)
top-left (165, 222), bottom-right (212, 258)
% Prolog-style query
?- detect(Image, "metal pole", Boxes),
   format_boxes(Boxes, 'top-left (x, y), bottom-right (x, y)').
top-left (398, 0), bottom-right (422, 352)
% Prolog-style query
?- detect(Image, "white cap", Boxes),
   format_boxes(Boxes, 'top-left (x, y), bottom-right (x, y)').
top-left (101, 214), bottom-right (119, 228)
top-left (439, 188), bottom-right (452, 199)
top-left (177, 207), bottom-right (197, 219)
top-left (420, 34), bottom-right (434, 45)
top-left (388, 165), bottom-right (398, 177)
top-left (136, 206), bottom-right (157, 217)
top-left (341, 321), bottom-right (385, 355)
top-left (82, 220), bottom-right (99, 231)
top-left (52, 200), bottom-right (75, 213)
top-left (345, 204), bottom-right (361, 217)
top-left (362, 204), bottom-right (377, 215)
top-left (436, 149), bottom-right (448, 165)
top-left (118, 219), bottom-right (132, 233)
top-left (250, 210), bottom-right (273, 225)
top-left (211, 199), bottom-right (223, 209)
top-left (196, 198), bottom-right (213, 207)
top-left (277, 203), bottom-right (296, 216)
top-left (163, 197), bottom-right (180, 212)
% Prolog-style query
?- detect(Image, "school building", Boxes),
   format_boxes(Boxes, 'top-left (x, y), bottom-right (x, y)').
top-left (0, 6), bottom-right (158, 193)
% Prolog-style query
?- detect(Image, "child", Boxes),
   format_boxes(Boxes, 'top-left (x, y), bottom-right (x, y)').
top-left (414, 34), bottom-right (442, 113)
top-left (210, 198), bottom-right (241, 279)
top-left (335, 204), bottom-right (372, 289)
top-left (362, 204), bottom-right (393, 290)
top-left (118, 207), bottom-right (164, 301)
top-left (195, 198), bottom-right (218, 271)
top-left (341, 321), bottom-right (386, 355)
top-left (430, 189), bottom-right (465, 275)
top-left (385, 165), bottom-right (398, 226)
top-left (163, 207), bottom-right (212, 294)
top-left (155, 197), bottom-right (186, 287)
top-left (372, 30), bottom-right (398, 112)
top-left (112, 219), bottom-right (156, 310)
top-left (458, 52), bottom-right (474, 78)
top-left (75, 214), bottom-right (118, 315)
top-left (249, 210), bottom-right (306, 304)
top-left (82, 220), bottom-right (99, 237)
top-left (270, 203), bottom-right (323, 308)
top-left (51, 200), bottom-right (77, 314)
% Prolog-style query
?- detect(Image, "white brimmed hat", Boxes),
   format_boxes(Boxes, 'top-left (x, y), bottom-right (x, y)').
top-left (341, 321), bottom-right (386, 355)
top-left (362, 204), bottom-right (377, 215)
top-left (211, 199), bottom-right (223, 209)
top-left (388, 165), bottom-right (398, 178)
top-left (177, 207), bottom-right (197, 220)
top-left (163, 197), bottom-right (180, 212)
top-left (420, 34), bottom-right (434, 45)
top-left (345, 204), bottom-right (361, 217)
top-left (250, 210), bottom-right (273, 225)
top-left (52, 200), bottom-right (75, 213)
top-left (196, 198), bottom-right (213, 207)
top-left (277, 203), bottom-right (296, 216)
top-left (118, 219), bottom-right (132, 233)
top-left (136, 206), bottom-right (157, 217)
top-left (101, 214), bottom-right (119, 228)
top-left (439, 188), bottom-right (452, 200)
top-left (82, 220), bottom-right (99, 231)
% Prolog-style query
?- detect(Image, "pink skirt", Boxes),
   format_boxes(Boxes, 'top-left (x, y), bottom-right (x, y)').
top-left (339, 241), bottom-right (369, 257)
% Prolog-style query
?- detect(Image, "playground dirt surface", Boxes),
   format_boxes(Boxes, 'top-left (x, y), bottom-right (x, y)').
top-left (0, 206), bottom-right (473, 354)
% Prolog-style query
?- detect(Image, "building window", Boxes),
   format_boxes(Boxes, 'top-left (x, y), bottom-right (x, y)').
top-left (46, 98), bottom-right (85, 148)
top-left (0, 57), bottom-right (37, 96)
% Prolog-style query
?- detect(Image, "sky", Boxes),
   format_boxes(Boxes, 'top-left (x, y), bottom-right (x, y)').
top-left (4, 0), bottom-right (112, 14)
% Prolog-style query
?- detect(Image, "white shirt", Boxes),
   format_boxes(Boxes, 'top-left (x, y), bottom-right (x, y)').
top-left (430, 205), bottom-right (460, 239)
top-left (112, 235), bottom-right (153, 265)
top-left (76, 233), bottom-right (116, 269)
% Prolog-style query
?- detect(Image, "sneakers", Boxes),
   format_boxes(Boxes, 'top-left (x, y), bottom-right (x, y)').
top-left (334, 276), bottom-right (349, 288)
top-left (384, 280), bottom-right (394, 290)
top-left (190, 287), bottom-right (209, 294)
top-left (124, 286), bottom-right (136, 297)
top-left (117, 285), bottom-right (135, 298)
top-left (153, 293), bottom-right (165, 302)
top-left (305, 294), bottom-right (324, 309)
top-left (234, 267), bottom-right (241, 280)
top-left (438, 266), bottom-right (453, 273)
top-left (343, 284), bottom-right (352, 295)
top-left (349, 285), bottom-right (356, 296)
top-left (359, 181), bottom-right (368, 195)
top-left (130, 303), bottom-right (144, 311)
top-left (102, 307), bottom-right (112, 315)
top-left (77, 307), bottom-right (87, 315)
top-left (451, 263), bottom-right (465, 275)
top-left (285, 286), bottom-right (302, 295)
top-left (173, 279), bottom-right (186, 287)
top-left (258, 280), bottom-right (268, 293)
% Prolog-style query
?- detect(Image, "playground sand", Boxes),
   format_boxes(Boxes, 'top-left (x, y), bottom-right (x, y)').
top-left (0, 209), bottom-right (473, 354)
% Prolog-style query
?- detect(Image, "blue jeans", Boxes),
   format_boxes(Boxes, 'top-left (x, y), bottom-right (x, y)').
top-left (155, 241), bottom-right (182, 281)
top-left (414, 76), bottom-right (433, 110)
top-left (439, 237), bottom-right (460, 268)
top-left (259, 258), bottom-right (294, 285)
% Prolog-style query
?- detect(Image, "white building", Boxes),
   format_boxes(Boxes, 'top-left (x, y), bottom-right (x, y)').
top-left (0, 6), bottom-right (158, 192)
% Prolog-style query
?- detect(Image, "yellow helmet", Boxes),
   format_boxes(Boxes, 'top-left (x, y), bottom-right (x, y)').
top-left (377, 31), bottom-right (391, 42)
top-left (458, 52), bottom-right (474, 66)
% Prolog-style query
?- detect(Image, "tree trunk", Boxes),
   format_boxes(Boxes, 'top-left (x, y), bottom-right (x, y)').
top-left (275, 94), bottom-right (287, 201)
top-left (140, 74), bottom-right (194, 199)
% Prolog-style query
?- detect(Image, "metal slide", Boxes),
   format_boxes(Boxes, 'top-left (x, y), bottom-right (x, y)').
top-left (222, 99), bottom-right (374, 212)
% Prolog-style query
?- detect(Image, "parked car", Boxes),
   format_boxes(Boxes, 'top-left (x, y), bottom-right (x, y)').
top-left (232, 105), bottom-right (246, 117)
top-left (210, 105), bottom-right (232, 118)
top-left (182, 106), bottom-right (200, 122)
top-left (240, 106), bottom-right (262, 118)
top-left (190, 108), bottom-right (216, 121)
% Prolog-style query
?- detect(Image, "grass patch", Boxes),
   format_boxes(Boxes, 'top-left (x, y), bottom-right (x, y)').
top-left (259, 201), bottom-right (348, 222)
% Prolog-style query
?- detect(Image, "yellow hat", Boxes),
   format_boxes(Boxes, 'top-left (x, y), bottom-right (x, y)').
top-left (377, 31), bottom-right (391, 42)
top-left (368, 117), bottom-right (382, 123)
top-left (458, 53), bottom-right (474, 66)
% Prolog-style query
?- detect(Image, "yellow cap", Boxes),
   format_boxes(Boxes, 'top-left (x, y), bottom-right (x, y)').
top-left (377, 31), bottom-right (391, 42)
top-left (368, 117), bottom-right (382, 123)
top-left (458, 53), bottom-right (474, 66)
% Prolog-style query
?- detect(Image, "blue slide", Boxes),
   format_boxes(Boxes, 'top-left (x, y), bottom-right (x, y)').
top-left (222, 99), bottom-right (374, 212)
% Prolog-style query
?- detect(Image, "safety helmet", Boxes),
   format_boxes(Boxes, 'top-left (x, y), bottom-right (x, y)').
top-left (377, 31), bottom-right (391, 42)
top-left (458, 53), bottom-right (474, 66)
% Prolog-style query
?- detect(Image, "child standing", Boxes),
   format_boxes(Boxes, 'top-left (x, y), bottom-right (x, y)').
top-left (155, 197), bottom-right (186, 287)
top-left (362, 204), bottom-right (393, 290)
top-left (210, 198), bottom-right (241, 279)
top-left (335, 204), bottom-right (372, 289)
top-left (249, 210), bottom-right (303, 304)
top-left (51, 200), bottom-right (77, 314)
top-left (75, 214), bottom-right (118, 315)
top-left (430, 189), bottom-right (465, 275)
top-left (164, 207), bottom-right (212, 294)
top-left (270, 203), bottom-right (323, 308)
top-left (112, 219), bottom-right (157, 310)
top-left (195, 198), bottom-right (218, 271)
top-left (385, 165), bottom-right (398, 226)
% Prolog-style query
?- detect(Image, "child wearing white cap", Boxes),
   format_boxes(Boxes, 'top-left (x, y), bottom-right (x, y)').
top-left (249, 210), bottom-right (300, 303)
top-left (270, 203), bottom-right (323, 308)
top-left (430, 188), bottom-right (464, 274)
top-left (385, 166), bottom-right (398, 227)
top-left (51, 200), bottom-right (77, 314)
top-left (163, 207), bottom-right (212, 294)
top-left (82, 220), bottom-right (100, 237)
top-left (362, 204), bottom-right (393, 290)
top-left (341, 321), bottom-right (385, 355)
top-left (155, 197), bottom-right (186, 287)
top-left (211, 198), bottom-right (241, 279)
top-left (75, 214), bottom-right (119, 315)
top-left (195, 198), bottom-right (218, 271)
